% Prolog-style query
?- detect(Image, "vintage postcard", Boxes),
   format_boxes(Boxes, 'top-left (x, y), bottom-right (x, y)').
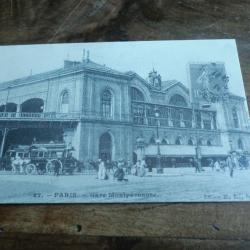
top-left (0, 39), bottom-right (249, 203)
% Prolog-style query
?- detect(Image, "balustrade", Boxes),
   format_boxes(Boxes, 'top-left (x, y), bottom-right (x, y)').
top-left (0, 112), bottom-right (81, 121)
top-left (0, 111), bottom-right (133, 123)
top-left (0, 105), bottom-right (217, 130)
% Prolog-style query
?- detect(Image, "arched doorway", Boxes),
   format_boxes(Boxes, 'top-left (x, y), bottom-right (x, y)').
top-left (99, 132), bottom-right (112, 161)
top-left (21, 98), bottom-right (44, 113)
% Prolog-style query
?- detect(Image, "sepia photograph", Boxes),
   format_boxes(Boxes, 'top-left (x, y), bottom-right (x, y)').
top-left (0, 39), bottom-right (249, 203)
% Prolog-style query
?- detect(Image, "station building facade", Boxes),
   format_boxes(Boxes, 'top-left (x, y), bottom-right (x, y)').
top-left (0, 55), bottom-right (249, 167)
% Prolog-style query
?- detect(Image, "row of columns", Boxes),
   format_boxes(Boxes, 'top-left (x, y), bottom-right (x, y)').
top-left (135, 108), bottom-right (215, 129)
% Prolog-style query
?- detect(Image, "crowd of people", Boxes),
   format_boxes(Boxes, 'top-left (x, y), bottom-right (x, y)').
top-left (1, 149), bottom-right (249, 180)
top-left (192, 153), bottom-right (249, 178)
top-left (87, 158), bottom-right (148, 181)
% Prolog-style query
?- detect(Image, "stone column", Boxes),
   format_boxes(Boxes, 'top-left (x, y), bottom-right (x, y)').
top-left (168, 109), bottom-right (173, 127)
top-left (201, 112), bottom-right (204, 129)
top-left (210, 113), bottom-right (214, 130)
top-left (180, 111), bottom-right (185, 128)
top-left (192, 110), bottom-right (196, 128)
top-left (144, 105), bottom-right (148, 125)
top-left (16, 104), bottom-right (21, 113)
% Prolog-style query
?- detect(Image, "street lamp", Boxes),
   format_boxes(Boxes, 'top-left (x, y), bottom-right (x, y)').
top-left (229, 139), bottom-right (233, 153)
top-left (155, 108), bottom-right (163, 174)
top-left (193, 103), bottom-right (212, 171)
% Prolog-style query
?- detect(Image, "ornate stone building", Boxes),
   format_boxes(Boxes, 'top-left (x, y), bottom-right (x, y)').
top-left (0, 55), bottom-right (249, 168)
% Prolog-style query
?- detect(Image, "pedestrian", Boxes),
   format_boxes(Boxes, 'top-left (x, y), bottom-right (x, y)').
top-left (232, 154), bottom-right (239, 169)
top-left (126, 160), bottom-right (132, 175)
top-left (111, 161), bottom-right (118, 175)
top-left (114, 163), bottom-right (128, 182)
top-left (131, 161), bottom-right (138, 176)
top-left (54, 161), bottom-right (61, 176)
top-left (194, 158), bottom-right (200, 173)
top-left (226, 155), bottom-right (234, 178)
top-left (97, 159), bottom-right (107, 180)
top-left (214, 160), bottom-right (220, 172)
top-left (239, 155), bottom-right (248, 170)
top-left (118, 159), bottom-right (125, 174)
top-left (209, 159), bottom-right (214, 171)
top-left (137, 160), bottom-right (146, 177)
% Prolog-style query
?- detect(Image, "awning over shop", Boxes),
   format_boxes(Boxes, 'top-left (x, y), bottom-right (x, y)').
top-left (144, 145), bottom-right (228, 157)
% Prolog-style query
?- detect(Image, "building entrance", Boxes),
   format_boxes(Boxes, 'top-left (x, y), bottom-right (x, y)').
top-left (99, 132), bottom-right (112, 161)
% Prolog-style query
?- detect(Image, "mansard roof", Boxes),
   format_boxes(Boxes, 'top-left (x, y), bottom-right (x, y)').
top-left (0, 59), bottom-right (126, 90)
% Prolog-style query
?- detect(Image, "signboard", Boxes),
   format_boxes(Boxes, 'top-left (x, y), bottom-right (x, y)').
top-left (190, 62), bottom-right (229, 103)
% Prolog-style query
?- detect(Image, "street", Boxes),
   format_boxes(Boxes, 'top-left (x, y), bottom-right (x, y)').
top-left (0, 167), bottom-right (250, 203)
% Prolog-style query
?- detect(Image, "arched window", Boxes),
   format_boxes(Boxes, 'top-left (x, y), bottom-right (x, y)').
top-left (60, 91), bottom-right (69, 113)
top-left (198, 138), bottom-right (203, 146)
top-left (232, 107), bottom-right (239, 128)
top-left (21, 98), bottom-right (44, 113)
top-left (169, 94), bottom-right (187, 107)
top-left (149, 137), bottom-right (156, 144)
top-left (161, 138), bottom-right (169, 145)
top-left (175, 137), bottom-right (182, 145)
top-left (188, 138), bottom-right (194, 145)
top-left (0, 103), bottom-right (17, 112)
top-left (101, 90), bottom-right (112, 118)
top-left (238, 138), bottom-right (244, 150)
top-left (207, 140), bottom-right (212, 146)
top-left (131, 87), bottom-right (144, 102)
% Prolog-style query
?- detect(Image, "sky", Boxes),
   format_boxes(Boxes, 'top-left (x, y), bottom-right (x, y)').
top-left (0, 39), bottom-right (246, 99)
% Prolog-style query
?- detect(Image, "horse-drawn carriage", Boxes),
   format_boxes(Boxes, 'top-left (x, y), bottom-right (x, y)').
top-left (3, 142), bottom-right (79, 175)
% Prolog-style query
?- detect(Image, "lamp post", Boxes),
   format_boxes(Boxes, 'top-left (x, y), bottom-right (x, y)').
top-left (193, 103), bottom-right (212, 171)
top-left (155, 108), bottom-right (163, 174)
top-left (229, 139), bottom-right (233, 153)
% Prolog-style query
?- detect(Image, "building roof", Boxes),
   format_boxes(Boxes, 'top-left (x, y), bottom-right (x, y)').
top-left (162, 80), bottom-right (189, 94)
top-left (0, 59), bottom-right (126, 90)
top-left (162, 80), bottom-right (179, 88)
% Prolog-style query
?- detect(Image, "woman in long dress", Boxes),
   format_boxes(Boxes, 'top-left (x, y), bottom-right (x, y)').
top-left (98, 159), bottom-right (106, 180)
top-left (137, 160), bottom-right (146, 177)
